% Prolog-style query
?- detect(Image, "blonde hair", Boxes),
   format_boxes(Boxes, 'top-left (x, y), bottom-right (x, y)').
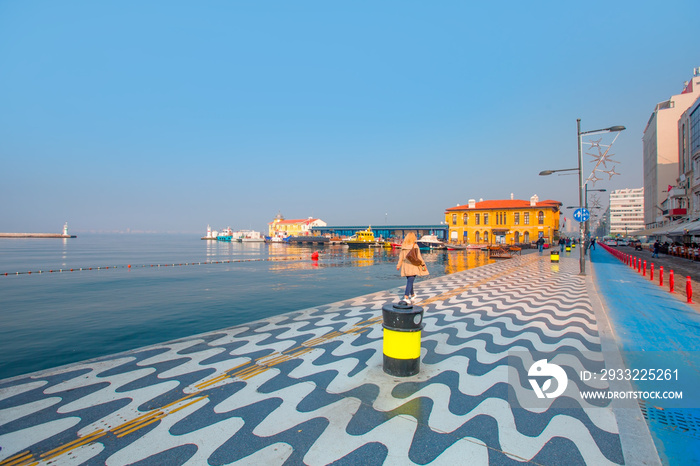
top-left (402, 232), bottom-right (417, 247)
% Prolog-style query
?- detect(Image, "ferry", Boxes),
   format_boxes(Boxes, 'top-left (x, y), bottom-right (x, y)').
top-left (216, 227), bottom-right (236, 242)
top-left (343, 227), bottom-right (381, 248)
top-left (417, 234), bottom-right (446, 249)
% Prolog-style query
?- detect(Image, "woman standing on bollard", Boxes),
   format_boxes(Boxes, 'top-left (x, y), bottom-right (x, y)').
top-left (396, 232), bottom-right (429, 304)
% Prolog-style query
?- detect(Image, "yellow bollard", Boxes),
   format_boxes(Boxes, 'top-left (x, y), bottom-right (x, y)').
top-left (550, 251), bottom-right (559, 263)
top-left (382, 301), bottom-right (424, 377)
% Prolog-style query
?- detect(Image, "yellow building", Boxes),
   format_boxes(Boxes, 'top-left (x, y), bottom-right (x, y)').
top-left (268, 212), bottom-right (327, 237)
top-left (444, 195), bottom-right (562, 245)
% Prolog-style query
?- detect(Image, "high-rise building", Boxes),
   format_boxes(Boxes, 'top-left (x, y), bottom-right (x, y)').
top-left (642, 70), bottom-right (700, 228)
top-left (609, 188), bottom-right (644, 236)
top-left (679, 92), bottom-right (700, 220)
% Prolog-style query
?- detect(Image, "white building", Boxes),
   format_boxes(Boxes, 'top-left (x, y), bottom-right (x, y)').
top-left (609, 188), bottom-right (645, 236)
top-left (643, 69), bottom-right (700, 228)
top-left (679, 93), bottom-right (700, 220)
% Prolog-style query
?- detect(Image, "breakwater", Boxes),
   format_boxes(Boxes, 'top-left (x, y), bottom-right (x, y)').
top-left (0, 233), bottom-right (76, 238)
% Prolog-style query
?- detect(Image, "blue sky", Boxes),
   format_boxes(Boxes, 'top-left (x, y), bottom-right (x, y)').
top-left (1, 1), bottom-right (698, 234)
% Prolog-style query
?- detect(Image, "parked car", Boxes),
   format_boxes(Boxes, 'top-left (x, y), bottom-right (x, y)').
top-left (629, 239), bottom-right (643, 250)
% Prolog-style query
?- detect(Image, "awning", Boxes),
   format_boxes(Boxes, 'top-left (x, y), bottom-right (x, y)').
top-left (631, 221), bottom-right (700, 237)
top-left (667, 219), bottom-right (700, 236)
top-left (629, 224), bottom-right (680, 236)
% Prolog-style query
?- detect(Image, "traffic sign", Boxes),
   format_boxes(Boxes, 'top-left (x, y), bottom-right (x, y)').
top-left (573, 208), bottom-right (590, 223)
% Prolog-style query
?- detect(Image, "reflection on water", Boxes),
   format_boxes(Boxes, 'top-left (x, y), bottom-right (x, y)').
top-left (0, 235), bottom-right (496, 380)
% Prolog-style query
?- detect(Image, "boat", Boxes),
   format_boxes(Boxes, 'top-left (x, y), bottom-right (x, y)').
top-left (267, 234), bottom-right (289, 243)
top-left (239, 230), bottom-right (265, 242)
top-left (417, 234), bottom-right (446, 249)
top-left (328, 236), bottom-right (344, 245)
top-left (216, 227), bottom-right (236, 242)
top-left (446, 243), bottom-right (468, 250)
top-left (343, 227), bottom-right (382, 248)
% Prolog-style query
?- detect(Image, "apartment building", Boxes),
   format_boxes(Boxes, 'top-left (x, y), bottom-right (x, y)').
top-left (679, 95), bottom-right (700, 220)
top-left (609, 188), bottom-right (644, 236)
top-left (643, 70), bottom-right (700, 228)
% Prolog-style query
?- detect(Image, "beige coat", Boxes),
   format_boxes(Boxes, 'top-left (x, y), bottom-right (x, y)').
top-left (397, 244), bottom-right (429, 277)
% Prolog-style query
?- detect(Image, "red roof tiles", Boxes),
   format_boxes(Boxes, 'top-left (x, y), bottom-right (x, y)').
top-left (445, 200), bottom-right (562, 212)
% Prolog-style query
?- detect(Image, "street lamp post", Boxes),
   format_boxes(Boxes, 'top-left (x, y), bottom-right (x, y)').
top-left (540, 119), bottom-right (625, 275)
top-left (585, 186), bottom-right (606, 243)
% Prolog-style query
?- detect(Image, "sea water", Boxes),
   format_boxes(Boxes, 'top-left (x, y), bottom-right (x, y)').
top-left (0, 234), bottom-right (492, 379)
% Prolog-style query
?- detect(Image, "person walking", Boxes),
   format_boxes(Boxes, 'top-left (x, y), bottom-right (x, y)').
top-left (396, 232), bottom-right (429, 304)
top-left (652, 240), bottom-right (660, 258)
top-left (559, 237), bottom-right (565, 252)
top-left (590, 237), bottom-right (596, 251)
top-left (536, 236), bottom-right (545, 255)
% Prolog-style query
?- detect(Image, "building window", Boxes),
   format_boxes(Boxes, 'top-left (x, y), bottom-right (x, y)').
top-left (475, 213), bottom-right (480, 225)
top-left (463, 231), bottom-right (468, 242)
top-left (514, 231), bottom-right (520, 243)
top-left (538, 211), bottom-right (544, 225)
top-left (514, 212), bottom-right (520, 225)
top-left (484, 213), bottom-right (489, 225)
top-left (452, 214), bottom-right (457, 225)
top-left (524, 231), bottom-right (530, 243)
top-left (524, 212), bottom-right (530, 225)
top-left (475, 231), bottom-right (480, 243)
top-left (484, 231), bottom-right (489, 243)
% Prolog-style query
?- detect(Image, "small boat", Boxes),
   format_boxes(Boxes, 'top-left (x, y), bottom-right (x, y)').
top-left (328, 236), bottom-right (344, 245)
top-left (216, 227), bottom-right (236, 242)
top-left (446, 243), bottom-right (468, 250)
top-left (267, 234), bottom-right (289, 243)
top-left (417, 234), bottom-right (446, 249)
top-left (239, 230), bottom-right (265, 242)
top-left (344, 227), bottom-right (382, 248)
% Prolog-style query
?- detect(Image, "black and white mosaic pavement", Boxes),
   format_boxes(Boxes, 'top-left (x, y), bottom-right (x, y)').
top-left (0, 255), bottom-right (624, 465)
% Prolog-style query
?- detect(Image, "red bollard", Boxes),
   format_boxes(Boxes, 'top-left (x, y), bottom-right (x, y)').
top-left (660, 266), bottom-right (664, 287)
top-left (638, 258), bottom-right (642, 273)
top-left (687, 276), bottom-right (693, 303)
top-left (643, 260), bottom-right (647, 276)
top-left (670, 270), bottom-right (674, 293)
top-left (650, 263), bottom-right (654, 281)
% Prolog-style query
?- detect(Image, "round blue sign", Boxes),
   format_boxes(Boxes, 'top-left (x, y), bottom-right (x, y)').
top-left (573, 208), bottom-right (590, 222)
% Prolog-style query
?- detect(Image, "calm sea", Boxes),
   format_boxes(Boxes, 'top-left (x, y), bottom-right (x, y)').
top-left (0, 234), bottom-right (493, 380)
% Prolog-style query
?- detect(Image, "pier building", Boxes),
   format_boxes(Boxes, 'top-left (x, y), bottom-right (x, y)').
top-left (268, 212), bottom-right (327, 237)
top-left (311, 224), bottom-right (448, 240)
top-left (444, 195), bottom-right (561, 245)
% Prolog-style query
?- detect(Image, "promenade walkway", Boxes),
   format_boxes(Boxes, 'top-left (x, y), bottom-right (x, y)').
top-left (0, 250), bottom-right (696, 465)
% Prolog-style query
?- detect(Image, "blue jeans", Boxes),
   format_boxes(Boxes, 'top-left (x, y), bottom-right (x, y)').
top-left (405, 275), bottom-right (416, 297)
top-left (560, 243), bottom-right (564, 252)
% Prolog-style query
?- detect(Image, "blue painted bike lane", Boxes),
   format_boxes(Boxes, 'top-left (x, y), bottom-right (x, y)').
top-left (590, 247), bottom-right (700, 465)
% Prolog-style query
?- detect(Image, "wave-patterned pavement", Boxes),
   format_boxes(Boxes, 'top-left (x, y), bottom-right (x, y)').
top-left (0, 254), bottom-right (626, 465)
